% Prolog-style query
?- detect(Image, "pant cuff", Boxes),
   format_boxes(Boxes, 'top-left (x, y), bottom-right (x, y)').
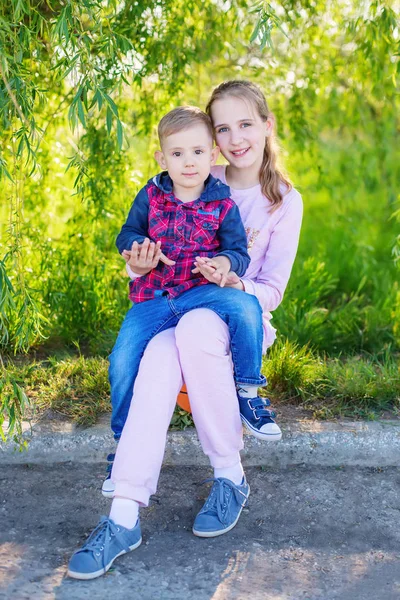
top-left (113, 481), bottom-right (152, 507)
top-left (208, 451), bottom-right (243, 469)
top-left (235, 376), bottom-right (267, 387)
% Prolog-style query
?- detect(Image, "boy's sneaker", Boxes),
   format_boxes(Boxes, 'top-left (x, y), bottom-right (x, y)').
top-left (67, 516), bottom-right (142, 580)
top-left (101, 453), bottom-right (116, 498)
top-left (238, 395), bottom-right (282, 441)
top-left (192, 476), bottom-right (250, 538)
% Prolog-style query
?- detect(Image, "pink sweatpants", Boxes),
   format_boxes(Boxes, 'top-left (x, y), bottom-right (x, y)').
top-left (112, 308), bottom-right (244, 506)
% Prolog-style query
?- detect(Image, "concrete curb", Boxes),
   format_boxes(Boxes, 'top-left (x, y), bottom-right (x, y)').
top-left (1, 416), bottom-right (400, 467)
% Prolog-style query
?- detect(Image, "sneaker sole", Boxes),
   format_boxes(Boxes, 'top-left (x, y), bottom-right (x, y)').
top-left (192, 486), bottom-right (250, 538)
top-left (67, 537), bottom-right (142, 580)
top-left (101, 487), bottom-right (115, 499)
top-left (241, 416), bottom-right (282, 441)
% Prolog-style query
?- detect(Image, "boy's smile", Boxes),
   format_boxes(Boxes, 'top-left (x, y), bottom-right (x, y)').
top-left (155, 124), bottom-right (219, 202)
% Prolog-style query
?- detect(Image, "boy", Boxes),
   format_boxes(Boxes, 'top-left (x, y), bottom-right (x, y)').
top-left (103, 106), bottom-right (267, 497)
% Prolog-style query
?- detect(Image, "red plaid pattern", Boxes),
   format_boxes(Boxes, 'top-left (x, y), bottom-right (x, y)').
top-left (129, 184), bottom-right (235, 303)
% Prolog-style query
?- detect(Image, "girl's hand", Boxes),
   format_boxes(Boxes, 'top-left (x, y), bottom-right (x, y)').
top-left (192, 255), bottom-right (231, 288)
top-left (123, 238), bottom-right (175, 276)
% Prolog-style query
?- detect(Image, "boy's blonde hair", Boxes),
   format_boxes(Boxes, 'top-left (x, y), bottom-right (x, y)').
top-left (206, 80), bottom-right (292, 210)
top-left (158, 106), bottom-right (213, 145)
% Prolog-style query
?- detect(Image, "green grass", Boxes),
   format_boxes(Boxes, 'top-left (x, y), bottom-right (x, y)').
top-left (262, 340), bottom-right (400, 419)
top-left (3, 341), bottom-right (399, 435)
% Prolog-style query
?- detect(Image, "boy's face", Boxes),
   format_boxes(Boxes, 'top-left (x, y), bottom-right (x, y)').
top-left (155, 124), bottom-right (219, 192)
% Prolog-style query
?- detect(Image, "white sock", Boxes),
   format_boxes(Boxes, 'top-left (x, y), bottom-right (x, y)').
top-left (109, 498), bottom-right (139, 530)
top-left (237, 385), bottom-right (258, 399)
top-left (214, 462), bottom-right (244, 486)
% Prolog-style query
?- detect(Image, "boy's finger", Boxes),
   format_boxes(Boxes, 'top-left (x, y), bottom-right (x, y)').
top-left (148, 241), bottom-right (156, 261)
top-left (160, 252), bottom-right (176, 266)
top-left (152, 246), bottom-right (162, 267)
top-left (130, 242), bottom-right (139, 258)
top-left (139, 238), bottom-right (151, 262)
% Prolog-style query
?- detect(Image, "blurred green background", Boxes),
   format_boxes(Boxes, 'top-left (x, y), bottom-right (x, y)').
top-left (1, 1), bottom-right (399, 436)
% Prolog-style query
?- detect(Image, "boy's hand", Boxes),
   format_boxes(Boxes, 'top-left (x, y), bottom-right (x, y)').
top-left (123, 238), bottom-right (175, 276)
top-left (192, 255), bottom-right (231, 288)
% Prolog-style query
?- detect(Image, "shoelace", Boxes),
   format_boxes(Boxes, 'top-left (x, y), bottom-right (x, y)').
top-left (200, 478), bottom-right (248, 526)
top-left (105, 453), bottom-right (115, 478)
top-left (248, 397), bottom-right (276, 419)
top-left (81, 517), bottom-right (129, 568)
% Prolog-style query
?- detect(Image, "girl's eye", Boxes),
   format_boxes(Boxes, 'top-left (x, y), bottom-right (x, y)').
top-left (195, 149), bottom-right (203, 155)
top-left (241, 122), bottom-right (251, 128)
top-left (217, 127), bottom-right (228, 133)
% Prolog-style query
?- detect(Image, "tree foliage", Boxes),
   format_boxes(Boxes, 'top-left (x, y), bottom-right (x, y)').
top-left (0, 0), bottom-right (399, 439)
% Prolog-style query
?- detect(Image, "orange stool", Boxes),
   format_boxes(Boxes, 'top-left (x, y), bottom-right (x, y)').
top-left (176, 383), bottom-right (191, 413)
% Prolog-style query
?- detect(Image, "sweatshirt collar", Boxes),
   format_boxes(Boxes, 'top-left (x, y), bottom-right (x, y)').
top-left (151, 171), bottom-right (230, 202)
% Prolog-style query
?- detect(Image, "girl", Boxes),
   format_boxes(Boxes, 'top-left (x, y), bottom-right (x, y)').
top-left (67, 80), bottom-right (303, 580)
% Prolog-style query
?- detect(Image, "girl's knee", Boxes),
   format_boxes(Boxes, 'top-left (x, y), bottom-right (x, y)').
top-left (141, 328), bottom-right (179, 368)
top-left (175, 309), bottom-right (230, 353)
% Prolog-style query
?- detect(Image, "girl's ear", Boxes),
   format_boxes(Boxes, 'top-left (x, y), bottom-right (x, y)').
top-left (210, 145), bottom-right (220, 166)
top-left (265, 115), bottom-right (275, 137)
top-left (154, 150), bottom-right (167, 169)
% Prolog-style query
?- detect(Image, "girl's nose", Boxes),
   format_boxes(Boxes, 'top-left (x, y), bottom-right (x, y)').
top-left (230, 130), bottom-right (244, 145)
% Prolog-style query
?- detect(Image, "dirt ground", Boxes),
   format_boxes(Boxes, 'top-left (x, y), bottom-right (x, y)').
top-left (1, 463), bottom-right (399, 599)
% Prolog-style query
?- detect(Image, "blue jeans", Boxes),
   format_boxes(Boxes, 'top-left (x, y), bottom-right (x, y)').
top-left (109, 284), bottom-right (266, 439)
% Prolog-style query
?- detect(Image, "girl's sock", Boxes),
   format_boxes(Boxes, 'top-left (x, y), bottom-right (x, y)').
top-left (214, 462), bottom-right (244, 486)
top-left (237, 385), bottom-right (259, 399)
top-left (109, 497), bottom-right (139, 530)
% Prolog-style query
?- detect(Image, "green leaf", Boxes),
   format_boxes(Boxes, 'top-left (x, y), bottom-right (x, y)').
top-left (106, 106), bottom-right (112, 135)
top-left (77, 98), bottom-right (86, 127)
top-left (116, 119), bottom-right (123, 149)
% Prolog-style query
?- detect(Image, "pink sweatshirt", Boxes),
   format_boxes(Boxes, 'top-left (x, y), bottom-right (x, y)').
top-left (126, 164), bottom-right (303, 352)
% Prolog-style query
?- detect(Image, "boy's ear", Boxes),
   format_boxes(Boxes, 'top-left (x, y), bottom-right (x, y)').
top-left (154, 150), bottom-right (167, 170)
top-left (210, 145), bottom-right (220, 166)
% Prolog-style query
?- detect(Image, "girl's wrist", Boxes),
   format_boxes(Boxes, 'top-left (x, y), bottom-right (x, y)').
top-left (226, 279), bottom-right (244, 290)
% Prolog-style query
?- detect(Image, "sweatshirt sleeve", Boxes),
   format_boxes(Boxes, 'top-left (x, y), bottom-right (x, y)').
top-left (216, 204), bottom-right (251, 277)
top-left (242, 192), bottom-right (303, 312)
top-left (115, 186), bottom-right (149, 254)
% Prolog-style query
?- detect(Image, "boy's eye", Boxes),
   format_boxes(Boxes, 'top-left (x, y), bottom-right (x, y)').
top-left (172, 152), bottom-right (181, 157)
top-left (195, 149), bottom-right (203, 155)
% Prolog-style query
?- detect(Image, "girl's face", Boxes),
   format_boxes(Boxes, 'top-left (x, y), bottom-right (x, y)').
top-left (210, 96), bottom-right (272, 171)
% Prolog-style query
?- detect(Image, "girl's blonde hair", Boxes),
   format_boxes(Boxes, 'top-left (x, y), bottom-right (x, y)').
top-left (206, 80), bottom-right (292, 210)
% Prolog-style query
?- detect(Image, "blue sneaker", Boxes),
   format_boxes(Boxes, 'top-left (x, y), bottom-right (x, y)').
top-left (67, 516), bottom-right (142, 580)
top-left (192, 477), bottom-right (250, 538)
top-left (102, 453), bottom-right (116, 498)
top-left (238, 395), bottom-right (282, 441)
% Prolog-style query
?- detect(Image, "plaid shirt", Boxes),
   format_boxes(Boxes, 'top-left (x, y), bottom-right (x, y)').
top-left (116, 172), bottom-right (250, 303)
